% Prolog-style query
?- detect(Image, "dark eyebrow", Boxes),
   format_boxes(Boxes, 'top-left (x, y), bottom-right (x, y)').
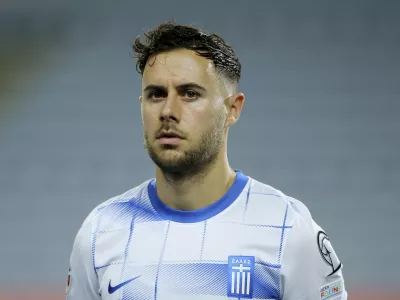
top-left (143, 83), bottom-right (207, 94)
top-left (143, 85), bottom-right (167, 93)
top-left (176, 83), bottom-right (207, 93)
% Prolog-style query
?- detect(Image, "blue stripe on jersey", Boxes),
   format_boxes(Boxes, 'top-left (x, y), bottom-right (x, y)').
top-left (147, 170), bottom-right (249, 223)
top-left (199, 221), bottom-right (207, 260)
top-left (278, 203), bottom-right (289, 264)
top-left (243, 178), bottom-right (252, 221)
top-left (92, 212), bottom-right (102, 278)
top-left (120, 216), bottom-right (135, 281)
top-left (154, 221), bottom-right (171, 300)
top-left (120, 262), bottom-right (279, 299)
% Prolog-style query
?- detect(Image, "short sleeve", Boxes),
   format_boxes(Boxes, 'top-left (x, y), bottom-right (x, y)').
top-left (66, 214), bottom-right (101, 300)
top-left (280, 207), bottom-right (348, 300)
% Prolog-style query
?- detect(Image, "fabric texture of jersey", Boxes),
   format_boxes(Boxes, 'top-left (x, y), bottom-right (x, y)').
top-left (66, 170), bottom-right (347, 300)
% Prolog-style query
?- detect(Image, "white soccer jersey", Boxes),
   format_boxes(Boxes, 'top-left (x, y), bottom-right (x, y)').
top-left (66, 170), bottom-right (347, 300)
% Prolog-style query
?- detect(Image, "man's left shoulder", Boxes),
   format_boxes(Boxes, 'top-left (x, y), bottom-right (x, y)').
top-left (247, 177), bottom-right (311, 220)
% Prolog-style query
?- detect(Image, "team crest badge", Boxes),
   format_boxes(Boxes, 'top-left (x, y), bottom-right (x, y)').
top-left (227, 256), bottom-right (255, 299)
top-left (317, 231), bottom-right (342, 276)
top-left (66, 267), bottom-right (71, 295)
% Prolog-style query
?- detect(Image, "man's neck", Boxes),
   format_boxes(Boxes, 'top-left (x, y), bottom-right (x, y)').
top-left (155, 156), bottom-right (236, 211)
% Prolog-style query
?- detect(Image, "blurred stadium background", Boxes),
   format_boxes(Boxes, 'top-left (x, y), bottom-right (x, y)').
top-left (1, 1), bottom-right (399, 299)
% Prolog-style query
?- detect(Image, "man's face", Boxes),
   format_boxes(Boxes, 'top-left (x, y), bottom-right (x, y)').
top-left (140, 49), bottom-right (229, 176)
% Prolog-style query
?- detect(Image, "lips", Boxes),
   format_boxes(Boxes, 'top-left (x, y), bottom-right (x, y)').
top-left (158, 133), bottom-right (181, 139)
top-left (157, 131), bottom-right (184, 145)
top-left (157, 131), bottom-right (183, 139)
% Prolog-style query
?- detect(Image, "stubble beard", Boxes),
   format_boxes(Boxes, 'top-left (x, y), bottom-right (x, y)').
top-left (144, 115), bottom-right (226, 183)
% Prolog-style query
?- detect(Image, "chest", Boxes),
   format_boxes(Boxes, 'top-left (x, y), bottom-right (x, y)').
top-left (94, 220), bottom-right (283, 299)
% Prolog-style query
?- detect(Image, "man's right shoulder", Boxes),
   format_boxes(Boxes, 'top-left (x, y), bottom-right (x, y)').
top-left (78, 179), bottom-right (154, 230)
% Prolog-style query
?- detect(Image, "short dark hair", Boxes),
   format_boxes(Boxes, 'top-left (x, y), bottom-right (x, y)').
top-left (132, 21), bottom-right (241, 84)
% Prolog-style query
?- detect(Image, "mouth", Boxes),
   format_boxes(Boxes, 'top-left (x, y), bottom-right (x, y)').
top-left (156, 131), bottom-right (184, 145)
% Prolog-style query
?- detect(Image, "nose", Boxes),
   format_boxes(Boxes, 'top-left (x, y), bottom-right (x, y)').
top-left (160, 92), bottom-right (182, 123)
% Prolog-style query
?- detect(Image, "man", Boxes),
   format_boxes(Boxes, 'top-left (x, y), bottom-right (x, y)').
top-left (66, 21), bottom-right (347, 300)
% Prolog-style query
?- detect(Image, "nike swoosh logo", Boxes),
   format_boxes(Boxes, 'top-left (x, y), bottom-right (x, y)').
top-left (108, 275), bottom-right (141, 294)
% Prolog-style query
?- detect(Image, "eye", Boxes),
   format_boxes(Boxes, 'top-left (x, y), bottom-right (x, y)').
top-left (184, 90), bottom-right (200, 100)
top-left (148, 90), bottom-right (166, 100)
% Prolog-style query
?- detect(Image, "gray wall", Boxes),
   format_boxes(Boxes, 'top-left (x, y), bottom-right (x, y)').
top-left (1, 0), bottom-right (399, 292)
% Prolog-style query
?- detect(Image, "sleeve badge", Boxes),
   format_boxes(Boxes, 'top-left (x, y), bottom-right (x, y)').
top-left (317, 231), bottom-right (343, 277)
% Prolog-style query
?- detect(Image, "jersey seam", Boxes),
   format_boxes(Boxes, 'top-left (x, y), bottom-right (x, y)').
top-left (278, 200), bottom-right (303, 300)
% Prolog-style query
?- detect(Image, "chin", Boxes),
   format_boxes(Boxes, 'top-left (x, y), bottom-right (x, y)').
top-left (151, 148), bottom-right (188, 171)
top-left (157, 149), bottom-right (184, 162)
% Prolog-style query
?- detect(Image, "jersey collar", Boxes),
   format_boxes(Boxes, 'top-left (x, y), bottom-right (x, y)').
top-left (148, 170), bottom-right (249, 223)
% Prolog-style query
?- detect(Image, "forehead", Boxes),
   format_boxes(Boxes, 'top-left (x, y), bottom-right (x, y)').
top-left (142, 49), bottom-right (218, 88)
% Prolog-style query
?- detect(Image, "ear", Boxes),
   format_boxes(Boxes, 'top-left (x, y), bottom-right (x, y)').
top-left (139, 96), bottom-right (143, 103)
top-left (224, 93), bottom-right (245, 127)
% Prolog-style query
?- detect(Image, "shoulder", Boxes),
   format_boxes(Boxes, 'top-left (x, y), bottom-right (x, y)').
top-left (246, 177), bottom-right (313, 227)
top-left (246, 177), bottom-right (329, 257)
top-left (248, 178), bottom-right (344, 273)
top-left (76, 179), bottom-right (155, 236)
